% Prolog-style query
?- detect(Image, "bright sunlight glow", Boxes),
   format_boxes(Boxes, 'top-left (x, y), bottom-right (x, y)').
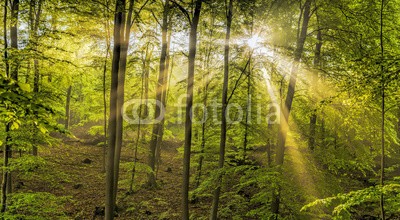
top-left (247, 35), bottom-right (263, 49)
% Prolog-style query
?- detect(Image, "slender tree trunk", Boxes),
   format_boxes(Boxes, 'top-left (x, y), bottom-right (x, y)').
top-left (195, 12), bottom-right (215, 188)
top-left (182, 1), bottom-right (202, 219)
top-left (308, 17), bottom-right (322, 151)
top-left (155, 24), bottom-right (172, 180)
top-left (10, 0), bottom-right (19, 81)
top-left (32, 0), bottom-right (42, 93)
top-left (266, 124), bottom-right (272, 167)
top-left (112, 0), bottom-right (134, 207)
top-left (65, 86), bottom-right (72, 130)
top-left (243, 62), bottom-right (251, 163)
top-left (129, 67), bottom-right (145, 193)
top-left (210, 0), bottom-right (232, 219)
top-left (397, 107), bottom-right (400, 144)
top-left (30, 0), bottom-right (43, 156)
top-left (1, 2), bottom-right (9, 209)
top-left (195, 35), bottom-right (213, 189)
top-left (1, 126), bottom-right (10, 213)
top-left (308, 111), bottom-right (317, 151)
top-left (3, 0), bottom-right (9, 77)
top-left (105, 0), bottom-right (124, 218)
top-left (102, 0), bottom-right (111, 173)
top-left (2, 0), bottom-right (19, 212)
top-left (148, 0), bottom-right (169, 187)
top-left (130, 38), bottom-right (151, 192)
top-left (320, 114), bottom-right (325, 146)
top-left (273, 0), bottom-right (312, 215)
top-left (379, 0), bottom-right (385, 218)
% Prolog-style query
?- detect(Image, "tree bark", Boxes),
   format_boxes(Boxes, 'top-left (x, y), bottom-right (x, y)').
top-left (397, 106), bottom-right (400, 144)
top-left (182, 1), bottom-right (202, 219)
top-left (112, 0), bottom-right (135, 208)
top-left (210, 0), bottom-right (232, 218)
top-left (105, 0), bottom-right (124, 218)
top-left (129, 46), bottom-right (148, 193)
top-left (148, 0), bottom-right (169, 187)
top-left (10, 0), bottom-right (19, 81)
top-left (155, 22), bottom-right (172, 180)
top-left (2, 0), bottom-right (19, 212)
top-left (30, 0), bottom-right (43, 156)
top-left (308, 15), bottom-right (322, 151)
top-left (195, 15), bottom-right (214, 188)
top-left (243, 61), bottom-right (251, 162)
top-left (102, 9), bottom-right (111, 173)
top-left (1, 125), bottom-right (10, 213)
top-left (65, 86), bottom-right (72, 130)
top-left (3, 0), bottom-right (9, 77)
top-left (379, 0), bottom-right (385, 218)
top-left (308, 111), bottom-right (317, 151)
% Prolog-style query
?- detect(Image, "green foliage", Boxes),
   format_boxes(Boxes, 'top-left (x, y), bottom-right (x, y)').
top-left (1, 192), bottom-right (70, 220)
top-left (302, 183), bottom-right (400, 219)
top-left (9, 155), bottom-right (47, 175)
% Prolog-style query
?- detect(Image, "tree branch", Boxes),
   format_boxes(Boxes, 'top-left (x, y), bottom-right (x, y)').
top-left (227, 57), bottom-right (251, 104)
top-left (170, 0), bottom-right (191, 24)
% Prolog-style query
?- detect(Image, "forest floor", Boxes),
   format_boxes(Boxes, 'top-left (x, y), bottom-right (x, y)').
top-left (13, 132), bottom-right (189, 219)
top-left (11, 128), bottom-right (358, 219)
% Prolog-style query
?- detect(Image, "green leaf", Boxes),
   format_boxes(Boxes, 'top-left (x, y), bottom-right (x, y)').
top-left (10, 121), bottom-right (20, 130)
top-left (38, 125), bottom-right (48, 134)
top-left (18, 83), bottom-right (31, 92)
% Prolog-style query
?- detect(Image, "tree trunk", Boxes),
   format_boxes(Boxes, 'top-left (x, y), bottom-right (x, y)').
top-left (112, 0), bottom-right (134, 207)
top-left (65, 86), bottom-right (72, 130)
top-left (102, 0), bottom-right (111, 174)
top-left (2, 0), bottom-right (19, 212)
top-left (148, 0), bottom-right (169, 187)
top-left (243, 61), bottom-right (251, 162)
top-left (3, 0), bottom-right (9, 77)
top-left (210, 0), bottom-right (232, 218)
top-left (195, 16), bottom-right (214, 188)
top-left (155, 24), bottom-right (172, 180)
top-left (29, 0), bottom-right (43, 156)
top-left (397, 106), bottom-right (400, 144)
top-left (308, 16), bottom-right (322, 152)
top-left (266, 124), bottom-right (272, 167)
top-left (308, 111), bottom-right (317, 151)
top-left (273, 0), bottom-right (312, 215)
top-left (379, 0), bottom-right (385, 218)
top-left (10, 0), bottom-right (19, 81)
top-left (105, 0), bottom-right (124, 218)
top-left (1, 125), bottom-right (10, 213)
top-left (182, 1), bottom-right (202, 219)
top-left (129, 45), bottom-right (148, 193)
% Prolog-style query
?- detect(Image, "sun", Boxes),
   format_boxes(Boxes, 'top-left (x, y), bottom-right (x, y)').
top-left (247, 35), bottom-right (263, 49)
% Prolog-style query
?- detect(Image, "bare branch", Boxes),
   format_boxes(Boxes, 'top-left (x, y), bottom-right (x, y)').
top-left (151, 10), bottom-right (162, 27)
top-left (227, 57), bottom-right (251, 104)
top-left (170, 0), bottom-right (191, 24)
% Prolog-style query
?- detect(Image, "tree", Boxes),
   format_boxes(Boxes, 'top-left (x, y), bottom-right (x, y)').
top-left (105, 0), bottom-right (124, 218)
top-left (273, 0), bottom-right (312, 215)
top-left (175, 0), bottom-right (203, 218)
top-left (379, 0), bottom-right (385, 218)
top-left (148, 0), bottom-right (170, 187)
top-left (210, 0), bottom-right (233, 219)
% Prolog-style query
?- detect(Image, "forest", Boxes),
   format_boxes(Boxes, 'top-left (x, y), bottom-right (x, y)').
top-left (0, 0), bottom-right (400, 219)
